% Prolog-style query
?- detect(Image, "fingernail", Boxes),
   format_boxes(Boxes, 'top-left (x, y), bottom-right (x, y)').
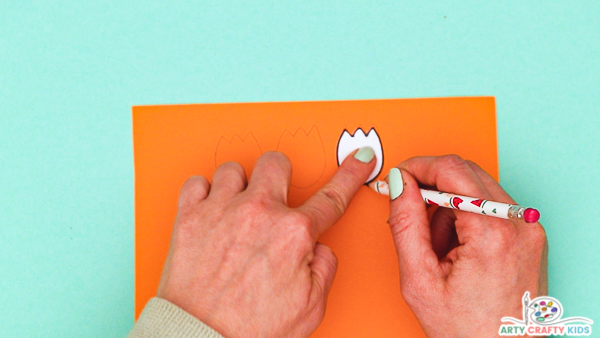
top-left (353, 146), bottom-right (375, 163)
top-left (388, 168), bottom-right (404, 200)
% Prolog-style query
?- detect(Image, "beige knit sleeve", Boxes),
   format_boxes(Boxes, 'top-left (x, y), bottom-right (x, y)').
top-left (127, 297), bottom-right (225, 338)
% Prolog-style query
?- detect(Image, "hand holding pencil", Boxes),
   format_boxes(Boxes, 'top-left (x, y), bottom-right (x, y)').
top-left (379, 155), bottom-right (547, 338)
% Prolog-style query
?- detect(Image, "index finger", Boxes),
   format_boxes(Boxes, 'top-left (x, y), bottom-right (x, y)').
top-left (298, 147), bottom-right (377, 239)
top-left (399, 155), bottom-right (491, 200)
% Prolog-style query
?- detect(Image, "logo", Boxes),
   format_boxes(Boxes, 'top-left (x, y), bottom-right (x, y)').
top-left (499, 292), bottom-right (593, 336)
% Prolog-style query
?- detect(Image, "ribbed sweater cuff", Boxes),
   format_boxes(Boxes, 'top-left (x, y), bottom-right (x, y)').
top-left (127, 297), bottom-right (225, 338)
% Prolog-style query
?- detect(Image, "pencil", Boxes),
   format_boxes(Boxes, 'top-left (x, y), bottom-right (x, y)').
top-left (368, 181), bottom-right (541, 223)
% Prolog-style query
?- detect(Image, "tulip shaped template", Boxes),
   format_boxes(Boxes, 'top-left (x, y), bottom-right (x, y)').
top-left (336, 128), bottom-right (384, 184)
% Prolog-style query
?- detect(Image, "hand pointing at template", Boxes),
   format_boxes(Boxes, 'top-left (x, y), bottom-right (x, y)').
top-left (142, 148), bottom-right (376, 338)
top-left (386, 155), bottom-right (548, 338)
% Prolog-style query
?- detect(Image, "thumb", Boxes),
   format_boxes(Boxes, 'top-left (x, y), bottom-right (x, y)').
top-left (310, 242), bottom-right (338, 307)
top-left (388, 168), bottom-right (440, 284)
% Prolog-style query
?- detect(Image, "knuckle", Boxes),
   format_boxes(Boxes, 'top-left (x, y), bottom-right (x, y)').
top-left (249, 186), bottom-right (274, 202)
top-left (182, 175), bottom-right (207, 190)
top-left (338, 165), bottom-right (364, 185)
top-left (230, 198), bottom-right (275, 235)
top-left (260, 151), bottom-right (292, 167)
top-left (179, 175), bottom-right (208, 199)
top-left (399, 155), bottom-right (421, 167)
top-left (174, 208), bottom-right (202, 234)
top-left (529, 223), bottom-right (547, 250)
top-left (465, 159), bottom-right (482, 172)
top-left (488, 223), bottom-right (518, 253)
top-left (388, 209), bottom-right (414, 239)
top-left (255, 151), bottom-right (292, 179)
top-left (499, 224), bottom-right (518, 242)
top-left (284, 225), bottom-right (313, 249)
top-left (284, 211), bottom-right (313, 230)
top-left (217, 161), bottom-right (245, 177)
top-left (317, 185), bottom-right (349, 218)
top-left (277, 213), bottom-right (314, 257)
top-left (316, 244), bottom-right (338, 274)
top-left (238, 198), bottom-right (270, 220)
top-left (324, 246), bottom-right (339, 266)
top-left (183, 175), bottom-right (203, 187)
top-left (438, 154), bottom-right (468, 171)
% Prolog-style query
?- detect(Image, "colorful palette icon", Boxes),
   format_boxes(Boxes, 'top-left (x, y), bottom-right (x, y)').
top-left (530, 297), bottom-right (562, 324)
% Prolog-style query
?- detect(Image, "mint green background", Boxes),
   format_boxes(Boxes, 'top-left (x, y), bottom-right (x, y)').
top-left (1, 1), bottom-right (598, 336)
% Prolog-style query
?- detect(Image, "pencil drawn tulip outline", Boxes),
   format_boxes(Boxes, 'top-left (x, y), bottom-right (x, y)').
top-left (214, 132), bottom-right (263, 175)
top-left (277, 126), bottom-right (326, 189)
top-left (336, 127), bottom-right (384, 184)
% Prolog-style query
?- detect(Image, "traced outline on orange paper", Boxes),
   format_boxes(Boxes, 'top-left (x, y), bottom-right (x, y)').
top-left (214, 132), bottom-right (263, 170)
top-left (276, 125), bottom-right (326, 189)
top-left (336, 127), bottom-right (384, 184)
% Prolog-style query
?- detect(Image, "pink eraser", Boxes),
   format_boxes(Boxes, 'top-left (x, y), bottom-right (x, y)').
top-left (523, 208), bottom-right (540, 223)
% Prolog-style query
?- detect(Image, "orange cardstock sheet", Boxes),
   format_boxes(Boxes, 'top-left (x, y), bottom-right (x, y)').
top-left (133, 97), bottom-right (498, 337)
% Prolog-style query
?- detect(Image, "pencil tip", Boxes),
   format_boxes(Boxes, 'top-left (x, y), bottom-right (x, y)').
top-left (368, 180), bottom-right (389, 196)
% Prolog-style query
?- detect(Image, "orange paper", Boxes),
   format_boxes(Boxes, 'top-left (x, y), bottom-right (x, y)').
top-left (133, 97), bottom-right (498, 337)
